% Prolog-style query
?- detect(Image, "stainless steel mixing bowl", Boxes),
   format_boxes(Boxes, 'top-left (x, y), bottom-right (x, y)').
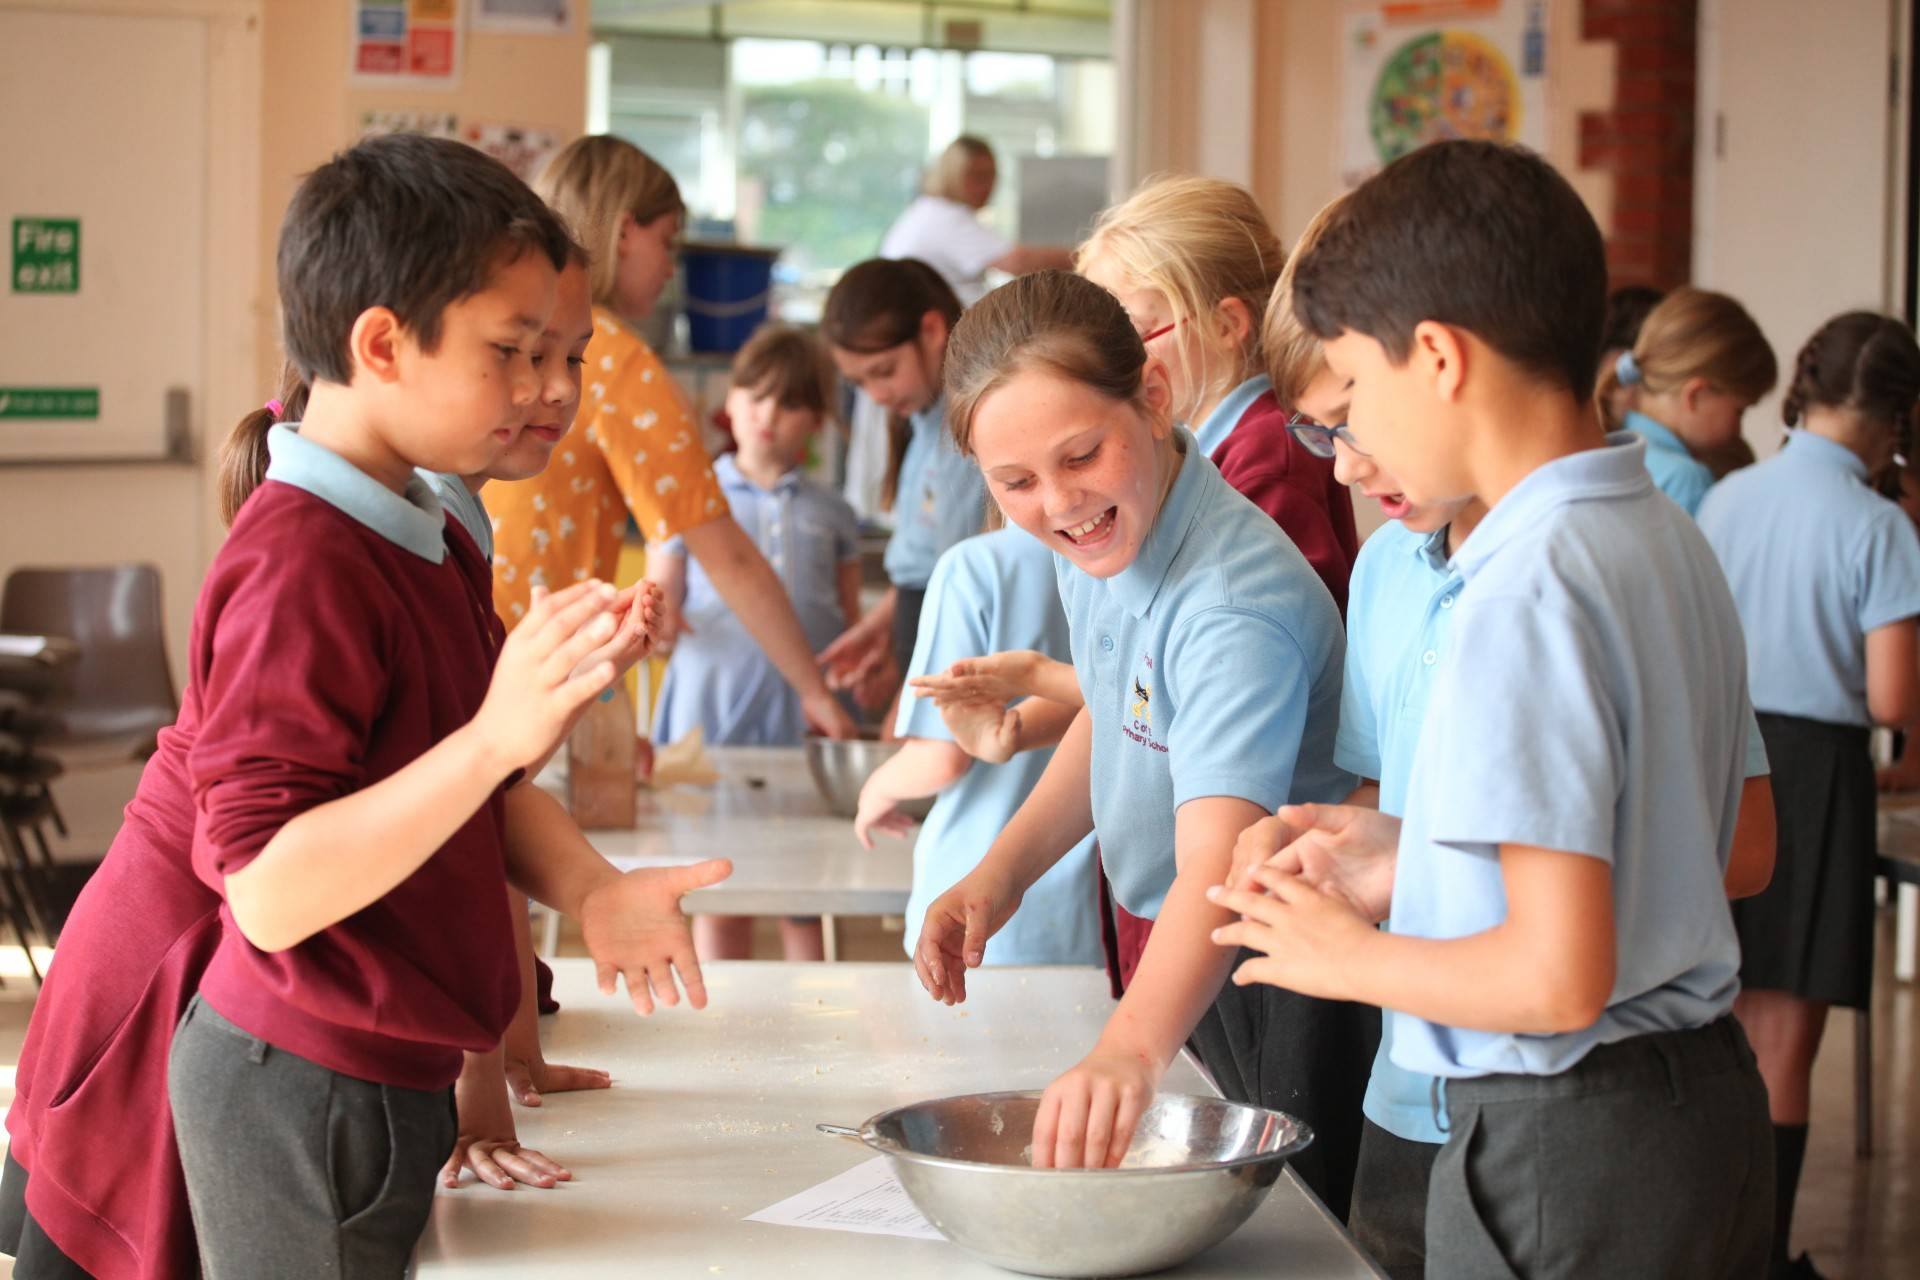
top-left (818, 1090), bottom-right (1313, 1277)
top-left (803, 734), bottom-right (935, 820)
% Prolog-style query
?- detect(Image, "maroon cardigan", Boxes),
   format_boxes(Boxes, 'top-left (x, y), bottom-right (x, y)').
top-left (6, 493), bottom-right (505, 1279)
top-left (1208, 390), bottom-right (1359, 615)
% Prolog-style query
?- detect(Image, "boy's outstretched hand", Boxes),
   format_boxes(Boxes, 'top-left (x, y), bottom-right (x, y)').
top-left (579, 860), bottom-right (733, 1015)
top-left (473, 580), bottom-right (621, 774)
top-left (1227, 802), bottom-right (1401, 922)
top-left (1207, 867), bottom-right (1376, 1001)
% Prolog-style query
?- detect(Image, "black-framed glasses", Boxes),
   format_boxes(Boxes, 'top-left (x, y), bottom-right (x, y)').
top-left (1284, 411), bottom-right (1366, 459)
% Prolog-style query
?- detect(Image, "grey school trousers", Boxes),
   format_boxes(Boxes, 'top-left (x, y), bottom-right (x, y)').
top-left (1428, 1017), bottom-right (1773, 1280)
top-left (168, 995), bottom-right (457, 1280)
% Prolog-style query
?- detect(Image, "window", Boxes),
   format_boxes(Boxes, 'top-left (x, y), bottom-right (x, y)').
top-left (591, 2), bottom-right (1114, 292)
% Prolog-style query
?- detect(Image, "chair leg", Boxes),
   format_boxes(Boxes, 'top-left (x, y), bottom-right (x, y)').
top-left (1855, 1006), bottom-right (1873, 1158)
top-left (0, 816), bottom-right (54, 949)
top-left (0, 823), bottom-right (44, 984)
top-left (22, 818), bottom-right (61, 942)
top-left (42, 788), bottom-right (67, 839)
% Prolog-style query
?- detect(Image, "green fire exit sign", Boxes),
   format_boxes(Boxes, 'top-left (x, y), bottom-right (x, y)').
top-left (0, 387), bottom-right (99, 419)
top-left (12, 218), bottom-right (80, 293)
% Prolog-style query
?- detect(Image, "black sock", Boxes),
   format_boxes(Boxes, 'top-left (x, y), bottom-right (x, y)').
top-left (1772, 1123), bottom-right (1809, 1274)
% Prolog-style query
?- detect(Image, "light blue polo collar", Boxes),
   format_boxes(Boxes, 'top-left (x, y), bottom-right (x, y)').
top-left (265, 425), bottom-right (447, 563)
top-left (1781, 427), bottom-right (1871, 481)
top-left (1193, 375), bottom-right (1273, 458)
top-left (1105, 429), bottom-right (1202, 619)
top-left (1413, 525), bottom-right (1453, 576)
top-left (715, 452), bottom-right (801, 496)
top-left (1451, 431), bottom-right (1651, 580)
top-left (1624, 410), bottom-right (1692, 460)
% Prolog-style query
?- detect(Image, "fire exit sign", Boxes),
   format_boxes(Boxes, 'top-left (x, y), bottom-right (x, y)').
top-left (12, 217), bottom-right (80, 293)
top-left (0, 387), bottom-right (99, 419)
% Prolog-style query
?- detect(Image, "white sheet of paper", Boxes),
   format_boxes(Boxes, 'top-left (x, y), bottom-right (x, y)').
top-left (745, 1156), bottom-right (948, 1242)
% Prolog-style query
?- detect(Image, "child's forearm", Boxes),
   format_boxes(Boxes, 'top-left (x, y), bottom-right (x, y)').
top-left (1330, 845), bottom-right (1617, 1034)
top-left (1010, 696), bottom-right (1078, 752)
top-left (836, 560), bottom-right (864, 636)
top-left (1028, 657), bottom-right (1084, 708)
top-left (682, 516), bottom-right (837, 703)
top-left (502, 888), bottom-right (543, 1069)
top-left (975, 709), bottom-right (1098, 895)
top-left (223, 724), bottom-right (514, 952)
top-left (1098, 796), bottom-right (1261, 1066)
top-left (501, 781), bottom-right (620, 918)
top-left (868, 738), bottom-right (971, 801)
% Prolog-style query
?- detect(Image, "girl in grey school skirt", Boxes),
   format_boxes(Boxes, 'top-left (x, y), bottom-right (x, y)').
top-left (1698, 311), bottom-right (1920, 1280)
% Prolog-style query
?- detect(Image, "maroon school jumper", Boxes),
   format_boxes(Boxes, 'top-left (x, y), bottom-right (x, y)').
top-left (1097, 398), bottom-right (1360, 991)
top-left (1208, 390), bottom-right (1358, 615)
top-left (4, 498), bottom-right (504, 1279)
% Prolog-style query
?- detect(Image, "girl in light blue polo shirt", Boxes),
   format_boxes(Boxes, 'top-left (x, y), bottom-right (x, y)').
top-left (853, 524), bottom-right (1101, 968)
top-left (1595, 286), bottom-right (1777, 515)
top-left (1700, 311), bottom-right (1920, 1280)
top-left (818, 259), bottom-right (988, 697)
top-left (652, 324), bottom-right (863, 963)
top-left (907, 271), bottom-right (1361, 1205)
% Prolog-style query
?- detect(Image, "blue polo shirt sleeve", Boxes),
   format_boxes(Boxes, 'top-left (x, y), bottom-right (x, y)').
top-left (1422, 594), bottom-right (1621, 861)
top-left (1855, 505), bottom-right (1920, 633)
top-left (1162, 607), bottom-right (1312, 812)
top-left (1334, 566), bottom-right (1384, 782)
top-left (893, 548), bottom-right (987, 743)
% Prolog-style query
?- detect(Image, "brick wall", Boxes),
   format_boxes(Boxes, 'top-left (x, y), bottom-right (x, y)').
top-left (1579, 0), bottom-right (1699, 288)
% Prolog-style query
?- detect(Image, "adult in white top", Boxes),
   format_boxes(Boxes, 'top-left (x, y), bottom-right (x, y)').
top-left (879, 136), bottom-right (1074, 306)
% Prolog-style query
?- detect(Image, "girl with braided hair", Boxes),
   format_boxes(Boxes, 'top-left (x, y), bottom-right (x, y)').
top-left (1698, 311), bottom-right (1920, 1280)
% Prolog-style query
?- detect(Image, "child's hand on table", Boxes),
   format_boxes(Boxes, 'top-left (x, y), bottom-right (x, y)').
top-left (1228, 803), bottom-right (1400, 922)
top-left (912, 866), bottom-right (1022, 1004)
top-left (503, 1047), bottom-right (612, 1108)
top-left (1206, 866), bottom-right (1378, 1001)
top-left (579, 861), bottom-right (733, 1015)
top-left (444, 1057), bottom-right (573, 1191)
top-left (1030, 1045), bottom-right (1158, 1169)
top-left (474, 581), bottom-right (621, 772)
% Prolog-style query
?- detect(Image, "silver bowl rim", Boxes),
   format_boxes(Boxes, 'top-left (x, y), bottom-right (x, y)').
top-left (850, 1089), bottom-right (1315, 1177)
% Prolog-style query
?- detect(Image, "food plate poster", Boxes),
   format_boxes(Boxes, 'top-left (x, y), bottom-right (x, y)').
top-left (351, 0), bottom-right (462, 88)
top-left (1341, 0), bottom-right (1548, 188)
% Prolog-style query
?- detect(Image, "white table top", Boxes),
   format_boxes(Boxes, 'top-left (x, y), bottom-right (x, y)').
top-left (581, 746), bottom-right (915, 917)
top-left (415, 960), bottom-right (1379, 1279)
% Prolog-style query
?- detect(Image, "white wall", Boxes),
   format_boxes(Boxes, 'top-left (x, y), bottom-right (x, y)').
top-left (1694, 0), bottom-right (1904, 453)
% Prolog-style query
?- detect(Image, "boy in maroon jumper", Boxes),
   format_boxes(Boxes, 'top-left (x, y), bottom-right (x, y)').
top-left (0, 258), bottom-right (695, 1277)
top-left (148, 135), bottom-right (708, 1278)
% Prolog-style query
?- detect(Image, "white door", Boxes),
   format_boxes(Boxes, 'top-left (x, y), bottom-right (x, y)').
top-left (1694, 0), bottom-right (1900, 450)
top-left (0, 6), bottom-right (208, 462)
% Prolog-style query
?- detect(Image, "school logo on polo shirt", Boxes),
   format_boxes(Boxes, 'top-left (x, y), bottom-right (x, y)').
top-left (1122, 657), bottom-right (1166, 754)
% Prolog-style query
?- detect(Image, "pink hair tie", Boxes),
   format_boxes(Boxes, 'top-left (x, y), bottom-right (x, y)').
top-left (265, 399), bottom-right (284, 418)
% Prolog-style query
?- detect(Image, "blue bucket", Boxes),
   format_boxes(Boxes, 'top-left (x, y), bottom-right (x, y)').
top-left (681, 242), bottom-right (780, 353)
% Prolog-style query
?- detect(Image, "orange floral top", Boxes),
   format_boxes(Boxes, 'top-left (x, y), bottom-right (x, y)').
top-left (488, 307), bottom-right (727, 627)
